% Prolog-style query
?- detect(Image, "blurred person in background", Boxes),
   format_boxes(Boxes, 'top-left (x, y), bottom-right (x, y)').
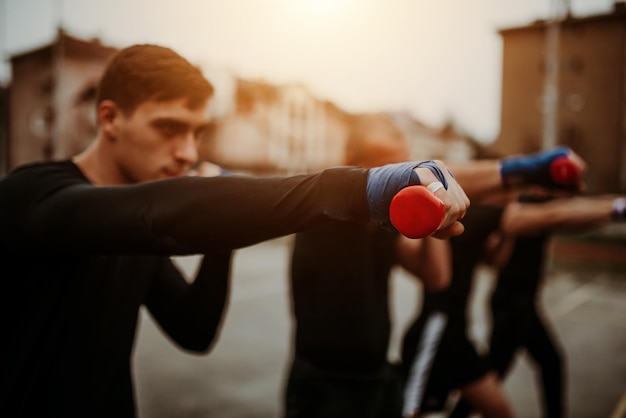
top-left (412, 190), bottom-right (624, 418)
top-left (284, 114), bottom-right (453, 418)
top-left (284, 112), bottom-right (587, 418)
top-left (401, 202), bottom-right (512, 418)
top-left (472, 192), bottom-right (623, 418)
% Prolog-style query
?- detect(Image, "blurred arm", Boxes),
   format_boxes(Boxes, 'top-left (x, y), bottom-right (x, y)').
top-left (500, 195), bottom-right (616, 237)
top-left (396, 235), bottom-right (452, 291)
top-left (447, 146), bottom-right (588, 203)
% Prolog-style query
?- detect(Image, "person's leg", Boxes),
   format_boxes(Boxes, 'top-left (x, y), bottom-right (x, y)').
top-left (458, 371), bottom-right (514, 418)
top-left (401, 312), bottom-right (451, 418)
top-left (445, 303), bottom-right (524, 417)
top-left (525, 308), bottom-right (565, 418)
top-left (489, 303), bottom-right (525, 379)
top-left (448, 305), bottom-right (521, 418)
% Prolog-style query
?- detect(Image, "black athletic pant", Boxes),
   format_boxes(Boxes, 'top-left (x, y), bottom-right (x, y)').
top-left (450, 301), bottom-right (564, 418)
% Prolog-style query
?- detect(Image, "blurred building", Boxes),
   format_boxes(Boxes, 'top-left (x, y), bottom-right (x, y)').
top-left (7, 29), bottom-right (117, 172)
top-left (199, 79), bottom-right (352, 175)
top-left (5, 30), bottom-right (472, 177)
top-left (199, 80), bottom-right (474, 175)
top-left (391, 112), bottom-right (476, 162)
top-left (490, 2), bottom-right (626, 193)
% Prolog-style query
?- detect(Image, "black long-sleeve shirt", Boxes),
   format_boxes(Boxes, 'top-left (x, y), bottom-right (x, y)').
top-left (0, 160), bottom-right (370, 417)
top-left (290, 220), bottom-right (398, 373)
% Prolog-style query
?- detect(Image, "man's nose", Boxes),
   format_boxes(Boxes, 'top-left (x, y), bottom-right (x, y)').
top-left (174, 133), bottom-right (198, 165)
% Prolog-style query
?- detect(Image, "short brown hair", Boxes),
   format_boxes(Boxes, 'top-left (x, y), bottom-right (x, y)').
top-left (97, 44), bottom-right (214, 115)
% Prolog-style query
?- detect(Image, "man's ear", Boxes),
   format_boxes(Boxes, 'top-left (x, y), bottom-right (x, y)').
top-left (98, 100), bottom-right (121, 140)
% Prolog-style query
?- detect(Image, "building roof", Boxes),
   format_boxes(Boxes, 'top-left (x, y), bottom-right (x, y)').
top-left (10, 28), bottom-right (118, 63)
top-left (498, 2), bottom-right (626, 35)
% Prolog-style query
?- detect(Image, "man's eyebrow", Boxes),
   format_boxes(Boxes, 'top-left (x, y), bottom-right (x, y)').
top-left (151, 118), bottom-right (189, 128)
top-left (151, 118), bottom-right (212, 131)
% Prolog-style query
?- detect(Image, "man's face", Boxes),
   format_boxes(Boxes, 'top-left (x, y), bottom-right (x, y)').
top-left (110, 97), bottom-right (211, 183)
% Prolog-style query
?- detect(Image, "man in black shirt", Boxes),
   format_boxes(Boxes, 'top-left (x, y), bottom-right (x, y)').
top-left (0, 44), bottom-right (470, 417)
top-left (285, 114), bottom-right (452, 418)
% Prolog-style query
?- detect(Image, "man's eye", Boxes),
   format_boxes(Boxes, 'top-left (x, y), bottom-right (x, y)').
top-left (159, 123), bottom-right (180, 137)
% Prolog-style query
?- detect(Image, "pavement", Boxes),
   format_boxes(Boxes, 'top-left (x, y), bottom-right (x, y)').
top-left (132, 230), bottom-right (626, 418)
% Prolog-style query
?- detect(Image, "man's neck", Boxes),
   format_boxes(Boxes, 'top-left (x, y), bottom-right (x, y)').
top-left (72, 138), bottom-right (126, 186)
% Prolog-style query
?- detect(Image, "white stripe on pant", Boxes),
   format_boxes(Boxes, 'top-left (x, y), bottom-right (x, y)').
top-left (402, 311), bottom-right (447, 417)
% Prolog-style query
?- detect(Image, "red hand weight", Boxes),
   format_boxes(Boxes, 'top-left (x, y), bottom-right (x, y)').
top-left (389, 185), bottom-right (445, 239)
top-left (550, 156), bottom-right (581, 186)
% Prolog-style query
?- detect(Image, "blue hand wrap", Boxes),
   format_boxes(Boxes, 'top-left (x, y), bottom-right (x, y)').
top-left (500, 146), bottom-right (569, 188)
top-left (366, 160), bottom-right (448, 228)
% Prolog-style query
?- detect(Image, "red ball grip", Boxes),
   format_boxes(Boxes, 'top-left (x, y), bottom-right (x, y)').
top-left (389, 185), bottom-right (445, 239)
top-left (550, 156), bottom-right (581, 186)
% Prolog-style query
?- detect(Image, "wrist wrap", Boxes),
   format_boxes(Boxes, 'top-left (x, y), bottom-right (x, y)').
top-left (366, 160), bottom-right (447, 228)
top-left (500, 146), bottom-right (571, 188)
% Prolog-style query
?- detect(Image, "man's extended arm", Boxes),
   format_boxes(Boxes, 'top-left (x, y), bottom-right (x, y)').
top-left (0, 165), bottom-right (369, 255)
top-left (1, 160), bottom-right (472, 255)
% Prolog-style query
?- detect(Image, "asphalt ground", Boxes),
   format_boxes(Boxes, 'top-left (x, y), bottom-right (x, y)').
top-left (133, 229), bottom-right (626, 418)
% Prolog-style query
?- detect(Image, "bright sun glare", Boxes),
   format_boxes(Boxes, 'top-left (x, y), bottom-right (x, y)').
top-left (293, 0), bottom-right (352, 19)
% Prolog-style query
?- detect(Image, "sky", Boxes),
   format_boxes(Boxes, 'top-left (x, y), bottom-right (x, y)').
top-left (0, 0), bottom-right (617, 143)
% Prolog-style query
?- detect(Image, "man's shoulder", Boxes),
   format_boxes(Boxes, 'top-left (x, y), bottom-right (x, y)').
top-left (9, 159), bottom-right (77, 176)
top-left (0, 160), bottom-right (87, 200)
top-left (3, 160), bottom-right (84, 183)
